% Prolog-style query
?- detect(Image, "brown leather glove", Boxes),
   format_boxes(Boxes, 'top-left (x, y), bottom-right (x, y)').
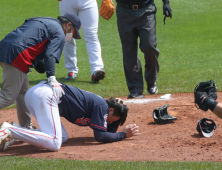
top-left (99, 0), bottom-right (115, 20)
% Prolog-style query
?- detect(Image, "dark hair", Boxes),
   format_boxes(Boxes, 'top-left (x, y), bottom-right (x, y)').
top-left (106, 98), bottom-right (128, 126)
top-left (57, 16), bottom-right (71, 24)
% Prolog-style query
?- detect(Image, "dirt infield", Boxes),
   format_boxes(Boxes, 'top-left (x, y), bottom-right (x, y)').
top-left (1, 93), bottom-right (222, 162)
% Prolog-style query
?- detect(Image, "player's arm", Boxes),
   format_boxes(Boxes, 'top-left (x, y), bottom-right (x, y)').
top-left (93, 128), bottom-right (126, 143)
top-left (93, 124), bottom-right (140, 143)
top-left (195, 91), bottom-right (222, 118)
top-left (93, 120), bottom-right (123, 143)
top-left (44, 30), bottom-right (65, 78)
top-left (107, 120), bottom-right (120, 133)
top-left (212, 103), bottom-right (222, 119)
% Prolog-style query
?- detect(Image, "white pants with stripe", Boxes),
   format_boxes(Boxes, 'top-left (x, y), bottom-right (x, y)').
top-left (59, 0), bottom-right (104, 75)
top-left (8, 81), bottom-right (68, 151)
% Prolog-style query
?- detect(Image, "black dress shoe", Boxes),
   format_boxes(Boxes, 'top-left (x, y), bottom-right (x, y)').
top-left (147, 83), bottom-right (158, 94)
top-left (127, 92), bottom-right (143, 99)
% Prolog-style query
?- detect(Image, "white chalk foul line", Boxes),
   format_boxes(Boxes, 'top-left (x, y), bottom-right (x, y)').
top-left (123, 98), bottom-right (171, 104)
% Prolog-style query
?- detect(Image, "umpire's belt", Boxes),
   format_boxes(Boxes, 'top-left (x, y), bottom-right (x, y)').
top-left (117, 0), bottom-right (154, 10)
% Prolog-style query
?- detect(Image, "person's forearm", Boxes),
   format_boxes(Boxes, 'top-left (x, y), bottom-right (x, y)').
top-left (94, 129), bottom-right (126, 143)
top-left (44, 56), bottom-right (56, 77)
top-left (212, 102), bottom-right (222, 119)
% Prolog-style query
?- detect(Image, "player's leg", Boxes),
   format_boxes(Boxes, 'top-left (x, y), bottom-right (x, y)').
top-left (0, 63), bottom-right (32, 127)
top-left (78, 0), bottom-right (105, 80)
top-left (59, 0), bottom-right (79, 79)
top-left (0, 82), bottom-right (63, 151)
top-left (138, 3), bottom-right (159, 94)
top-left (116, 5), bottom-right (144, 98)
top-left (61, 122), bottom-right (68, 144)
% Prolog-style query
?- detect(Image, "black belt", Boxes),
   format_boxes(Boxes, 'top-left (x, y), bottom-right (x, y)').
top-left (117, 0), bottom-right (154, 10)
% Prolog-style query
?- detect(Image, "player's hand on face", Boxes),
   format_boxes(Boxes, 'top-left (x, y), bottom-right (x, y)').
top-left (123, 124), bottom-right (140, 138)
top-left (48, 76), bottom-right (65, 98)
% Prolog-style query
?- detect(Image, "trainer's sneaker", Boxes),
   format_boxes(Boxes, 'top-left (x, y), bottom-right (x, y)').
top-left (127, 92), bottom-right (143, 99)
top-left (91, 70), bottom-right (105, 83)
top-left (147, 83), bottom-right (158, 94)
top-left (65, 72), bottom-right (77, 80)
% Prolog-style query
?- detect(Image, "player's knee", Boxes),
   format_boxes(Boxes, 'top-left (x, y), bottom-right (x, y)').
top-left (51, 143), bottom-right (61, 152)
top-left (53, 146), bottom-right (61, 152)
top-left (0, 92), bottom-right (16, 108)
top-left (140, 43), bottom-right (155, 54)
top-left (82, 28), bottom-right (98, 41)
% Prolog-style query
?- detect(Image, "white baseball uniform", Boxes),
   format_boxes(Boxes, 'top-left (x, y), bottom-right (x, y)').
top-left (59, 0), bottom-right (104, 75)
top-left (7, 81), bottom-right (68, 151)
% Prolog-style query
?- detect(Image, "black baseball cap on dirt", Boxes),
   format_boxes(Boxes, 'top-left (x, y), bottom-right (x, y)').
top-left (196, 118), bottom-right (216, 137)
top-left (63, 13), bottom-right (81, 39)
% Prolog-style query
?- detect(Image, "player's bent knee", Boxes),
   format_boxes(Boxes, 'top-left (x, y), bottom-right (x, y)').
top-left (140, 44), bottom-right (154, 54)
top-left (48, 144), bottom-right (61, 152)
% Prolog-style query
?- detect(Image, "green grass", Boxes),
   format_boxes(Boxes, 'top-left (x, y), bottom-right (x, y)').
top-left (0, 0), bottom-right (222, 168)
top-left (1, 0), bottom-right (222, 97)
top-left (0, 156), bottom-right (222, 170)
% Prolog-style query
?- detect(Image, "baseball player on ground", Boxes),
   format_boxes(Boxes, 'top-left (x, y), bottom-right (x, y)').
top-left (58, 0), bottom-right (105, 82)
top-left (0, 81), bottom-right (140, 151)
top-left (0, 13), bottom-right (81, 129)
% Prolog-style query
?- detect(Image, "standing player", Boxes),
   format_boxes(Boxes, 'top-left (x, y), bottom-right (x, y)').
top-left (0, 81), bottom-right (140, 151)
top-left (58, 0), bottom-right (105, 82)
top-left (0, 13), bottom-right (81, 128)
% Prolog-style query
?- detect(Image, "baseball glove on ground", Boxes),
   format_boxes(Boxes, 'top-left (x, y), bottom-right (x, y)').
top-left (99, 0), bottom-right (115, 20)
top-left (194, 79), bottom-right (217, 111)
top-left (153, 104), bottom-right (177, 124)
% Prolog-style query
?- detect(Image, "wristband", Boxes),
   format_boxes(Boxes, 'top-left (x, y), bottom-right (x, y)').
top-left (203, 97), bottom-right (218, 112)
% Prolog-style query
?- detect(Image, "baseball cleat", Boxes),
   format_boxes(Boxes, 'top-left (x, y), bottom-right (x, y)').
top-left (1, 122), bottom-right (13, 129)
top-left (65, 72), bottom-right (77, 80)
top-left (0, 138), bottom-right (15, 152)
top-left (91, 70), bottom-right (105, 83)
top-left (0, 128), bottom-right (12, 146)
top-left (0, 122), bottom-right (20, 151)
top-left (147, 83), bottom-right (158, 94)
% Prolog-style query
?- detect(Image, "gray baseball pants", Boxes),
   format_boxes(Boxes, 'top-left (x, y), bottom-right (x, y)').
top-left (0, 62), bottom-right (31, 127)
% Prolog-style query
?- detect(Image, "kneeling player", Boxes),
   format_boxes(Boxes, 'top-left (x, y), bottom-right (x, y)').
top-left (0, 81), bottom-right (140, 151)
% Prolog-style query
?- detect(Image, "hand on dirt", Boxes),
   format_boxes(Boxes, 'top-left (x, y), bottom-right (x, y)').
top-left (123, 124), bottom-right (140, 138)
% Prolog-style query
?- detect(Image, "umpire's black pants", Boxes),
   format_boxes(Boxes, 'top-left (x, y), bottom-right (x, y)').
top-left (116, 2), bottom-right (159, 94)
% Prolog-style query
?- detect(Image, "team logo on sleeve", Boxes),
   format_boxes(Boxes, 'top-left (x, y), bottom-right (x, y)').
top-left (104, 114), bottom-right (108, 128)
top-left (75, 117), bottom-right (90, 126)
